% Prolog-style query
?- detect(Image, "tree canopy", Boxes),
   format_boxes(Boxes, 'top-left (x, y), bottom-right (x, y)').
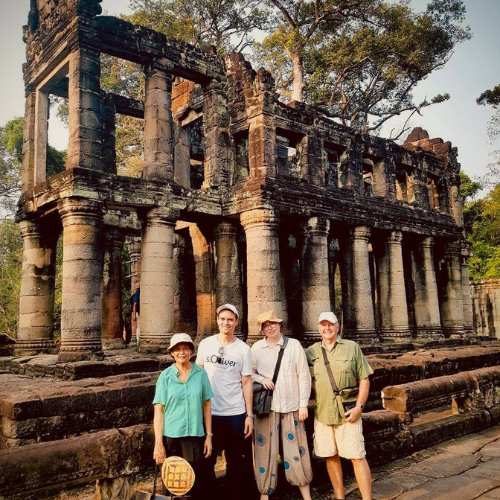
top-left (254, 0), bottom-right (470, 134)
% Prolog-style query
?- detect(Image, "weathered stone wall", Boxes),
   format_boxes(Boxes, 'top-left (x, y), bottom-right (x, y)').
top-left (472, 279), bottom-right (500, 338)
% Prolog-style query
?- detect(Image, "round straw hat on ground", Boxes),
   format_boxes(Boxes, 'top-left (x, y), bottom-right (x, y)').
top-left (161, 456), bottom-right (195, 496)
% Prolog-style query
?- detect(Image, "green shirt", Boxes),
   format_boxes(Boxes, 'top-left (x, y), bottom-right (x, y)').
top-left (153, 363), bottom-right (213, 438)
top-left (306, 339), bottom-right (373, 426)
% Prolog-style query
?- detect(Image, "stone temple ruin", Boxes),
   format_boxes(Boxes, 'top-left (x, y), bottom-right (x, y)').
top-left (1, 1), bottom-right (499, 498)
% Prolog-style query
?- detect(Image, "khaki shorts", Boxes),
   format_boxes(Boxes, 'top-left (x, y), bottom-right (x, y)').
top-left (313, 418), bottom-right (366, 460)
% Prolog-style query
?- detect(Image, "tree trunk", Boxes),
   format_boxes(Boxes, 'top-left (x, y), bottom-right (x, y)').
top-left (291, 50), bottom-right (304, 102)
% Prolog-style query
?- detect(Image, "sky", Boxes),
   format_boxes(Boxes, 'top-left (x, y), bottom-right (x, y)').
top-left (0, 0), bottom-right (498, 183)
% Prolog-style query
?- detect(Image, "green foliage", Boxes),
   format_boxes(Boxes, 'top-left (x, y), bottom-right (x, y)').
top-left (460, 171), bottom-right (482, 200)
top-left (129, 0), bottom-right (269, 54)
top-left (477, 84), bottom-right (500, 107)
top-left (0, 219), bottom-right (22, 336)
top-left (467, 184), bottom-right (500, 281)
top-left (256, 0), bottom-right (470, 133)
top-left (0, 120), bottom-right (22, 215)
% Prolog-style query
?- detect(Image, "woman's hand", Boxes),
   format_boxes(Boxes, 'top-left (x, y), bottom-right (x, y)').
top-left (204, 435), bottom-right (213, 458)
top-left (153, 442), bottom-right (166, 464)
top-left (298, 407), bottom-right (308, 422)
top-left (261, 378), bottom-right (275, 390)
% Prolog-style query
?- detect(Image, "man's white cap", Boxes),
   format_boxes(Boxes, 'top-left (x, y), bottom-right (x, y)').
top-left (168, 333), bottom-right (195, 352)
top-left (216, 303), bottom-right (239, 319)
top-left (318, 312), bottom-right (338, 324)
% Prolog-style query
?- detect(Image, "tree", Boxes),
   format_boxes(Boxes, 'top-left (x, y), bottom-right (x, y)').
top-left (0, 219), bottom-right (22, 336)
top-left (477, 83), bottom-right (500, 144)
top-left (0, 119), bottom-right (23, 216)
top-left (129, 0), bottom-right (269, 54)
top-left (467, 184), bottom-right (500, 281)
top-left (256, 0), bottom-right (470, 133)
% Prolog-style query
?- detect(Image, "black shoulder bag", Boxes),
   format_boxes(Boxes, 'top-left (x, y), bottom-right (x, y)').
top-left (253, 337), bottom-right (289, 417)
top-left (321, 346), bottom-right (357, 413)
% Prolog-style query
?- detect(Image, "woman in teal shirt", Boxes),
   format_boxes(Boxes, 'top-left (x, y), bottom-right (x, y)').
top-left (153, 333), bottom-right (213, 498)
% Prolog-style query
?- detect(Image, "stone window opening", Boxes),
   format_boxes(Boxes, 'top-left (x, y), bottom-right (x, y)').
top-left (233, 130), bottom-right (249, 184)
top-left (362, 160), bottom-right (374, 197)
top-left (396, 169), bottom-right (408, 203)
top-left (172, 79), bottom-right (206, 189)
top-left (427, 177), bottom-right (440, 210)
top-left (99, 55), bottom-right (145, 178)
top-left (324, 144), bottom-right (342, 188)
top-left (338, 151), bottom-right (350, 188)
top-left (276, 129), bottom-right (304, 179)
top-left (34, 62), bottom-right (69, 184)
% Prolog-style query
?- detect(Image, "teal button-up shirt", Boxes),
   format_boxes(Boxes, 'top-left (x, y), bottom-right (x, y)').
top-left (153, 363), bottom-right (213, 438)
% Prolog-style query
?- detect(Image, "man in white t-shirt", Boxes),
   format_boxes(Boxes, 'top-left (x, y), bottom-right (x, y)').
top-left (196, 303), bottom-right (255, 498)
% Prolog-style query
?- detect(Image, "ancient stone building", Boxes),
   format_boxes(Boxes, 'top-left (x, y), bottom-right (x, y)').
top-left (14, 0), bottom-right (475, 363)
top-left (2, 5), bottom-right (500, 497)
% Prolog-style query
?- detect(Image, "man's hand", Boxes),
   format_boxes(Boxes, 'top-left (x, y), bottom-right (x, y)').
top-left (203, 435), bottom-right (212, 457)
top-left (244, 415), bottom-right (254, 438)
top-left (345, 406), bottom-right (363, 423)
top-left (261, 378), bottom-right (275, 390)
top-left (153, 442), bottom-right (166, 464)
top-left (298, 407), bottom-right (308, 422)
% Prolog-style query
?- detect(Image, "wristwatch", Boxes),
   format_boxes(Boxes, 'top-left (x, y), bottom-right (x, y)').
top-left (246, 414), bottom-right (255, 419)
top-left (356, 404), bottom-right (365, 411)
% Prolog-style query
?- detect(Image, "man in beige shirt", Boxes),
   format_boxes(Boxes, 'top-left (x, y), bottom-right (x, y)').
top-left (306, 312), bottom-right (373, 500)
top-left (251, 310), bottom-right (313, 500)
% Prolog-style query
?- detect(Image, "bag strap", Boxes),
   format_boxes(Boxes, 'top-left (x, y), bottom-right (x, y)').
top-left (271, 336), bottom-right (288, 384)
top-left (321, 345), bottom-right (340, 394)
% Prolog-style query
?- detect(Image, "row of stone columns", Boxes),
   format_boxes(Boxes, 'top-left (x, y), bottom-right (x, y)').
top-left (15, 204), bottom-right (471, 358)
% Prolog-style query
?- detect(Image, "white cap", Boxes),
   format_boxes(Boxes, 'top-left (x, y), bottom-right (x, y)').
top-left (318, 312), bottom-right (338, 324)
top-left (168, 333), bottom-right (195, 352)
top-left (216, 303), bottom-right (239, 319)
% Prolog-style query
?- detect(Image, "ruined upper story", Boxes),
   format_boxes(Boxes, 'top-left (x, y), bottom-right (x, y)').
top-left (19, 0), bottom-right (464, 238)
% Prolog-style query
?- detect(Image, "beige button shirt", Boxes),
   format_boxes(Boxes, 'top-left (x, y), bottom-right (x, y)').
top-left (251, 336), bottom-right (311, 413)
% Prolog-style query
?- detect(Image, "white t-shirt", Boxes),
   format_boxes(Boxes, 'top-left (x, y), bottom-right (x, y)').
top-left (196, 334), bottom-right (252, 416)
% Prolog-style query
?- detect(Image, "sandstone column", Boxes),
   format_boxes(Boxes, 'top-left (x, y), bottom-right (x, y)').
top-left (351, 226), bottom-right (376, 341)
top-left (248, 114), bottom-right (276, 178)
top-left (241, 208), bottom-right (287, 342)
top-left (188, 223), bottom-right (216, 338)
top-left (128, 237), bottom-right (142, 345)
top-left (67, 48), bottom-right (103, 170)
top-left (21, 89), bottom-right (36, 191)
top-left (461, 244), bottom-right (474, 336)
top-left (15, 221), bottom-right (56, 355)
top-left (380, 231), bottom-right (411, 341)
top-left (215, 221), bottom-right (243, 318)
top-left (302, 217), bottom-right (331, 343)
top-left (412, 237), bottom-right (442, 339)
top-left (128, 237), bottom-right (142, 294)
top-left (58, 198), bottom-right (104, 361)
top-left (142, 63), bottom-right (174, 180)
top-left (139, 208), bottom-right (176, 352)
top-left (440, 241), bottom-right (465, 337)
top-left (102, 230), bottom-right (124, 348)
top-left (203, 80), bottom-right (230, 187)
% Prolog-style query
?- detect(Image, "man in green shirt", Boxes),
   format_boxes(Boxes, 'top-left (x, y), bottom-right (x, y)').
top-left (306, 312), bottom-right (373, 500)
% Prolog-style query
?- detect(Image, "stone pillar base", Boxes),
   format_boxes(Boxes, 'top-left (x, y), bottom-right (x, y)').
top-left (443, 326), bottom-right (466, 338)
top-left (344, 329), bottom-right (379, 344)
top-left (463, 326), bottom-right (475, 338)
top-left (380, 328), bottom-right (412, 342)
top-left (138, 334), bottom-right (172, 353)
top-left (303, 331), bottom-right (322, 346)
top-left (414, 327), bottom-right (444, 341)
top-left (102, 338), bottom-right (126, 351)
top-left (15, 339), bottom-right (56, 356)
top-left (58, 340), bottom-right (104, 362)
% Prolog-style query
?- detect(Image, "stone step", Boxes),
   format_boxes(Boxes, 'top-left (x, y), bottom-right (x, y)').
top-left (0, 371), bottom-right (158, 447)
